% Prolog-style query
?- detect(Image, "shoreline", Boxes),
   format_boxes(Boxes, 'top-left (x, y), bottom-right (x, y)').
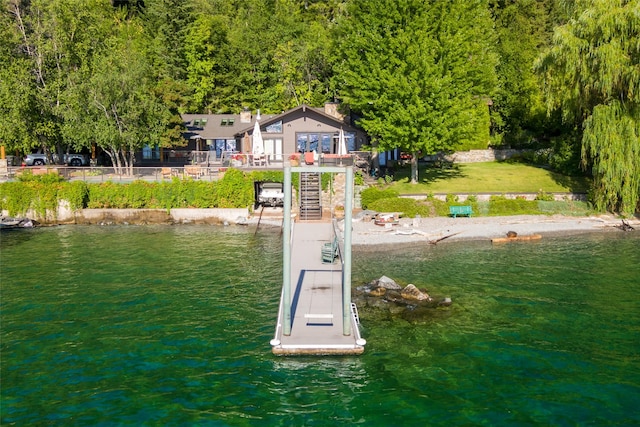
top-left (4, 210), bottom-right (637, 247)
top-left (344, 214), bottom-right (637, 248)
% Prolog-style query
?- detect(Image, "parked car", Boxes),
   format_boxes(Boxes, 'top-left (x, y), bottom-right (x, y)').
top-left (24, 153), bottom-right (48, 166)
top-left (64, 153), bottom-right (89, 166)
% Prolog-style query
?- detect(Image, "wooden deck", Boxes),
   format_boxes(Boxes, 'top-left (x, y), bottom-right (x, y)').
top-left (271, 221), bottom-right (365, 356)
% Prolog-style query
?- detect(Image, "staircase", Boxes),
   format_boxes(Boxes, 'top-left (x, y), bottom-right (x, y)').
top-left (299, 172), bottom-right (322, 220)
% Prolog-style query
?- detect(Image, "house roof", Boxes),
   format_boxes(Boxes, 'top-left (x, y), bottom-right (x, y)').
top-left (182, 104), bottom-right (358, 140)
top-left (182, 112), bottom-right (276, 140)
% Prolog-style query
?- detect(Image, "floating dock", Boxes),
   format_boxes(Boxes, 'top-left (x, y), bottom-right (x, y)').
top-left (270, 165), bottom-right (366, 356)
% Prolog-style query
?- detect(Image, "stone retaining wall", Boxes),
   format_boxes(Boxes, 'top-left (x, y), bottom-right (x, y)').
top-left (401, 193), bottom-right (587, 202)
top-left (3, 203), bottom-right (250, 225)
top-left (424, 149), bottom-right (530, 163)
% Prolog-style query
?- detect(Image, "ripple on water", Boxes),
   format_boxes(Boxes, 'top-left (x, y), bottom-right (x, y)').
top-left (1, 226), bottom-right (639, 425)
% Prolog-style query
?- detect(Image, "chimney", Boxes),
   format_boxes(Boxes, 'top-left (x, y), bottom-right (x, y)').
top-left (324, 102), bottom-right (344, 121)
top-left (240, 107), bottom-right (251, 123)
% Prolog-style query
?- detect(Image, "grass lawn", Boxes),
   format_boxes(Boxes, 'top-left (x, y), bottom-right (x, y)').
top-left (389, 162), bottom-right (590, 194)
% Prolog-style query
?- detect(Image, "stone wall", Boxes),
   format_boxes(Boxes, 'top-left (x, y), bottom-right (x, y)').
top-left (424, 149), bottom-right (530, 163)
top-left (402, 193), bottom-right (587, 202)
top-left (3, 202), bottom-right (250, 225)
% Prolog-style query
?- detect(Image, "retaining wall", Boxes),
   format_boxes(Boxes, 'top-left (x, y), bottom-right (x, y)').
top-left (3, 203), bottom-right (250, 225)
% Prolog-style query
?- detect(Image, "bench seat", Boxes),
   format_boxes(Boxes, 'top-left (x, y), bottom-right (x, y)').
top-left (449, 205), bottom-right (473, 218)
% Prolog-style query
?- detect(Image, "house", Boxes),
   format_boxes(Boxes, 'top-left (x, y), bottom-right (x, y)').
top-left (143, 103), bottom-right (369, 166)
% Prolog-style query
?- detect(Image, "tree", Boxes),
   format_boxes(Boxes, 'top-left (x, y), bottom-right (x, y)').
top-left (3, 0), bottom-right (115, 160)
top-left (76, 17), bottom-right (171, 174)
top-left (489, 0), bottom-right (558, 147)
top-left (536, 0), bottom-right (640, 214)
top-left (334, 0), bottom-right (498, 183)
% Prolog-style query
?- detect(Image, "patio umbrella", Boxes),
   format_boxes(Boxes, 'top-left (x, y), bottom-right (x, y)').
top-left (243, 132), bottom-right (251, 153)
top-left (337, 128), bottom-right (347, 155)
top-left (252, 120), bottom-right (264, 156)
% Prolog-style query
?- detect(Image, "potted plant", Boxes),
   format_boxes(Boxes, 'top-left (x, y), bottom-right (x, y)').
top-left (288, 153), bottom-right (301, 166)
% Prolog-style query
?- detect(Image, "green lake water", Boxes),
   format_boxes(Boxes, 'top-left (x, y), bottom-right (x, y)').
top-left (1, 225), bottom-right (639, 426)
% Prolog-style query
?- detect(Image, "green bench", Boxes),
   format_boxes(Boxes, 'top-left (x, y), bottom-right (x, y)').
top-left (321, 237), bottom-right (339, 263)
top-left (449, 205), bottom-right (473, 218)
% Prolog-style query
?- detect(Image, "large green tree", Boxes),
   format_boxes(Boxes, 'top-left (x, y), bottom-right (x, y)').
top-left (335, 0), bottom-right (498, 183)
top-left (537, 0), bottom-right (640, 214)
top-left (68, 14), bottom-right (172, 174)
top-left (2, 0), bottom-right (106, 160)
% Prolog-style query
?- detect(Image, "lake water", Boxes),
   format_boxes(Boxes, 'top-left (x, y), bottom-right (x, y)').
top-left (1, 225), bottom-right (639, 426)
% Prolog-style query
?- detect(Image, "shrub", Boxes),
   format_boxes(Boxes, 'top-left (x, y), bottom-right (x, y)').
top-left (535, 190), bottom-right (555, 201)
top-left (488, 195), bottom-right (540, 216)
top-left (369, 197), bottom-right (432, 218)
top-left (58, 181), bottom-right (89, 210)
top-left (215, 168), bottom-right (254, 208)
top-left (360, 187), bottom-right (399, 210)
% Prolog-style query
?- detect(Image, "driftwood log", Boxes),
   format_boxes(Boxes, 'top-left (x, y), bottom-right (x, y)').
top-left (615, 220), bottom-right (635, 232)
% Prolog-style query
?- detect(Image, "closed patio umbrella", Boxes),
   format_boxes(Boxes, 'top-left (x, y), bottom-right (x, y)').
top-left (252, 120), bottom-right (266, 166)
top-left (253, 120), bottom-right (264, 156)
top-left (337, 128), bottom-right (347, 155)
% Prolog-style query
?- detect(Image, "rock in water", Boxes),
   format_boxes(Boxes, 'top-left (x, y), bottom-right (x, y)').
top-left (369, 287), bottom-right (386, 297)
top-left (400, 284), bottom-right (431, 301)
top-left (507, 231), bottom-right (518, 238)
top-left (372, 275), bottom-right (402, 290)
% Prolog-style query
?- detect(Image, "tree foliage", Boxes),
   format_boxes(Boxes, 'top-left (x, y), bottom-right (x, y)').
top-left (334, 0), bottom-right (498, 183)
top-left (489, 0), bottom-right (560, 147)
top-left (537, 0), bottom-right (640, 214)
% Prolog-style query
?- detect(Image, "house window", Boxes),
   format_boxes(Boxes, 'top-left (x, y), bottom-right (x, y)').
top-left (264, 138), bottom-right (283, 161)
top-left (265, 121), bottom-right (282, 133)
top-left (142, 144), bottom-right (160, 160)
top-left (321, 134), bottom-right (332, 153)
top-left (298, 132), bottom-right (350, 153)
top-left (296, 133), bottom-right (320, 152)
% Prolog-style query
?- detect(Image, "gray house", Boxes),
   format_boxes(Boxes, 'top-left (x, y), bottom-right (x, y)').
top-left (148, 103), bottom-right (369, 166)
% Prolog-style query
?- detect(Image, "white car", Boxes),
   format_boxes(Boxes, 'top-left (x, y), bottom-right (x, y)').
top-left (24, 153), bottom-right (48, 166)
top-left (64, 153), bottom-right (89, 166)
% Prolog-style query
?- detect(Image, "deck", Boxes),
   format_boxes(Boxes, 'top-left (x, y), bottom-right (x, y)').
top-left (271, 221), bottom-right (365, 356)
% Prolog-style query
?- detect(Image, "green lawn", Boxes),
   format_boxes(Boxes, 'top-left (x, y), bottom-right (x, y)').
top-left (389, 162), bottom-right (590, 194)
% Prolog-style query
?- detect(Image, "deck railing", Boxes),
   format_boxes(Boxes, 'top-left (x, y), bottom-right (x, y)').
top-left (3, 153), bottom-right (361, 183)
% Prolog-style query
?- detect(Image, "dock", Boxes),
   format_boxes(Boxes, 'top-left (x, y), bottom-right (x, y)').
top-left (270, 165), bottom-right (366, 356)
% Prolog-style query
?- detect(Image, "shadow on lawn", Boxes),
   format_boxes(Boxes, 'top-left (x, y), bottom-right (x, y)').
top-left (545, 168), bottom-right (590, 193)
top-left (393, 162), bottom-right (467, 184)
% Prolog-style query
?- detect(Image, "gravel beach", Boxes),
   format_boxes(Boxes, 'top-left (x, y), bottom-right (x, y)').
top-left (346, 214), bottom-right (638, 248)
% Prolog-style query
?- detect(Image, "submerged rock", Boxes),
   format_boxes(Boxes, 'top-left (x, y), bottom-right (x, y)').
top-left (370, 275), bottom-right (402, 290)
top-left (353, 275), bottom-right (452, 322)
top-left (400, 284), bottom-right (432, 302)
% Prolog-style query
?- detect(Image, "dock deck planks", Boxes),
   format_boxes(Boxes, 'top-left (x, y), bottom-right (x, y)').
top-left (271, 222), bottom-right (364, 355)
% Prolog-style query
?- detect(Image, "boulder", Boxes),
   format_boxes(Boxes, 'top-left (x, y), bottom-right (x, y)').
top-left (369, 287), bottom-right (386, 297)
top-left (353, 276), bottom-right (452, 322)
top-left (400, 284), bottom-right (432, 302)
top-left (370, 275), bottom-right (402, 290)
